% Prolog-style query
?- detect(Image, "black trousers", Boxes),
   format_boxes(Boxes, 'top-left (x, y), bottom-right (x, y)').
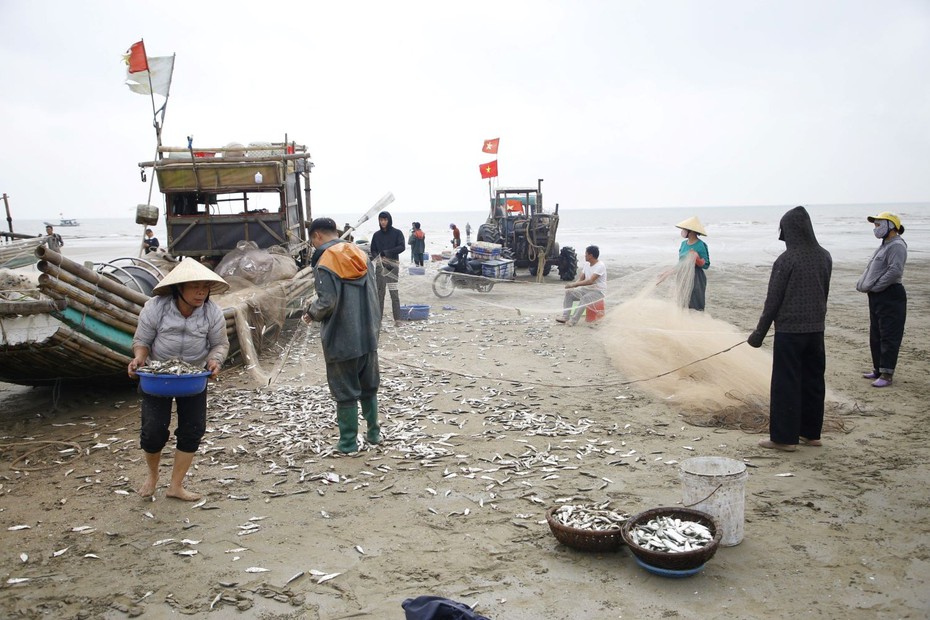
top-left (376, 260), bottom-right (401, 321)
top-left (769, 332), bottom-right (825, 445)
top-left (689, 267), bottom-right (707, 311)
top-left (140, 389), bottom-right (207, 453)
top-left (326, 351), bottom-right (380, 406)
top-left (868, 284), bottom-right (907, 375)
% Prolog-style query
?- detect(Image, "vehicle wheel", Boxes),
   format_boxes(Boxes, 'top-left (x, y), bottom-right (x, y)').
top-left (543, 263), bottom-right (552, 276)
top-left (559, 247), bottom-right (578, 281)
top-left (432, 272), bottom-right (455, 297)
top-left (528, 263), bottom-right (538, 277)
top-left (477, 223), bottom-right (500, 244)
top-left (476, 279), bottom-right (495, 293)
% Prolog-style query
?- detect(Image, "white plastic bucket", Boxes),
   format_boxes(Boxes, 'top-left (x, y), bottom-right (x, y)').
top-left (680, 457), bottom-right (748, 546)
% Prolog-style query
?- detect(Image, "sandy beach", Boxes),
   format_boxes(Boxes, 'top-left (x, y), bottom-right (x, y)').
top-left (0, 254), bottom-right (928, 619)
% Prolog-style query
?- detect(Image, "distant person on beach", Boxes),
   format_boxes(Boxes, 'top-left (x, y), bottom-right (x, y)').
top-left (369, 210), bottom-right (405, 326)
top-left (341, 223), bottom-right (354, 243)
top-left (303, 217), bottom-right (381, 453)
top-left (450, 223), bottom-right (461, 248)
top-left (675, 216), bottom-right (710, 310)
top-left (855, 211), bottom-right (907, 388)
top-left (42, 225), bottom-right (63, 253)
top-left (465, 222), bottom-right (472, 244)
top-left (557, 245), bottom-right (607, 326)
top-left (128, 258), bottom-right (230, 500)
top-left (142, 229), bottom-right (160, 254)
top-left (748, 206), bottom-right (832, 452)
top-left (408, 222), bottom-right (426, 267)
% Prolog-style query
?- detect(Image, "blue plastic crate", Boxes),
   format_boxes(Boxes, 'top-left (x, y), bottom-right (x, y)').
top-left (400, 304), bottom-right (430, 320)
top-left (481, 259), bottom-right (514, 280)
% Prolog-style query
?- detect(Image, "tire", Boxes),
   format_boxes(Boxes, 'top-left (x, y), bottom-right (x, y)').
top-left (528, 263), bottom-right (538, 277)
top-left (432, 272), bottom-right (455, 297)
top-left (477, 223), bottom-right (500, 244)
top-left (476, 278), bottom-right (495, 293)
top-left (559, 247), bottom-right (578, 281)
top-left (543, 263), bottom-right (552, 276)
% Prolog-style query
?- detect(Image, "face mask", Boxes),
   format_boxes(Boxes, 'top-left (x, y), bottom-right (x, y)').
top-left (680, 229), bottom-right (689, 238)
top-left (873, 221), bottom-right (890, 239)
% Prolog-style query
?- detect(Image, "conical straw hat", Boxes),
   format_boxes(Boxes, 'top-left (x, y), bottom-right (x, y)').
top-left (675, 216), bottom-right (707, 236)
top-left (152, 257), bottom-right (230, 296)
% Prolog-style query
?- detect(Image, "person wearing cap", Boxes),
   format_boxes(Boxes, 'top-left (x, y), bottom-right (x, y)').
top-left (449, 223), bottom-right (461, 248)
top-left (369, 211), bottom-right (406, 326)
top-left (128, 258), bottom-right (230, 500)
top-left (303, 218), bottom-right (382, 454)
top-left (856, 211), bottom-right (907, 388)
top-left (675, 216), bottom-right (710, 311)
top-left (748, 206), bottom-right (832, 452)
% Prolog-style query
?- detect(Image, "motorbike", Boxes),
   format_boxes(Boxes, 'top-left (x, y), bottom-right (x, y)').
top-left (432, 246), bottom-right (495, 297)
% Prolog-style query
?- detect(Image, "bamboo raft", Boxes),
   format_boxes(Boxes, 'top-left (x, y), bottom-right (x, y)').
top-left (0, 246), bottom-right (314, 386)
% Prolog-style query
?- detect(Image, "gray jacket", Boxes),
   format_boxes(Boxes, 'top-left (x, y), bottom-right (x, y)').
top-left (133, 295), bottom-right (229, 366)
top-left (751, 206), bottom-right (832, 339)
top-left (856, 236), bottom-right (907, 293)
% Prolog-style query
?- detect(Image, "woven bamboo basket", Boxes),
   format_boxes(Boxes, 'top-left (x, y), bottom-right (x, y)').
top-left (545, 506), bottom-right (625, 552)
top-left (621, 507), bottom-right (721, 570)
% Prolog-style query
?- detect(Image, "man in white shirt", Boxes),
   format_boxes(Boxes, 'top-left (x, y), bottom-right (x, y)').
top-left (557, 245), bottom-right (607, 326)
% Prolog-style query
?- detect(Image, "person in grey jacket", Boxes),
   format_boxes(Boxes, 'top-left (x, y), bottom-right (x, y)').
top-left (304, 218), bottom-right (382, 453)
top-left (128, 258), bottom-right (230, 500)
top-left (856, 211), bottom-right (907, 388)
top-left (748, 206), bottom-right (832, 452)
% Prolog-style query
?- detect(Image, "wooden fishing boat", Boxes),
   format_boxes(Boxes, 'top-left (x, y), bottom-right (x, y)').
top-left (0, 140), bottom-right (319, 387)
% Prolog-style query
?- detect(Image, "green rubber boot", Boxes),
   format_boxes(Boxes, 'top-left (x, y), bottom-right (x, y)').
top-left (336, 404), bottom-right (359, 453)
top-left (360, 396), bottom-right (380, 445)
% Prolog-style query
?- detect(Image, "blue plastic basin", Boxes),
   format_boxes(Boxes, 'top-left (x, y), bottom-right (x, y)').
top-left (137, 371), bottom-right (212, 397)
top-left (400, 304), bottom-right (430, 320)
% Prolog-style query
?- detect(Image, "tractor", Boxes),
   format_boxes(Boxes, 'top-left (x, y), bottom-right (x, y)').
top-left (476, 179), bottom-right (577, 281)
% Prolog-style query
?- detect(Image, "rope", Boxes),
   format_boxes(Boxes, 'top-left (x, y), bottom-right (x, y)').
top-left (381, 339), bottom-right (749, 390)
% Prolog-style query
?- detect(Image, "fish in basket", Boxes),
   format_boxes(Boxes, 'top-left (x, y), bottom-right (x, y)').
top-left (546, 503), bottom-right (630, 552)
top-left (621, 507), bottom-right (721, 573)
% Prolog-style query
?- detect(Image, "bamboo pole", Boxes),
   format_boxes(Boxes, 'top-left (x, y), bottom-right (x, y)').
top-left (35, 247), bottom-right (151, 306)
top-left (38, 261), bottom-right (144, 315)
top-left (40, 283), bottom-right (138, 335)
top-left (39, 274), bottom-right (140, 328)
top-left (0, 299), bottom-right (66, 316)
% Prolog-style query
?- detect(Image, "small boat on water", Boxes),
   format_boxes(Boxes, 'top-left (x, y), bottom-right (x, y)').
top-left (1, 139), bottom-right (322, 387)
top-left (44, 217), bottom-right (80, 227)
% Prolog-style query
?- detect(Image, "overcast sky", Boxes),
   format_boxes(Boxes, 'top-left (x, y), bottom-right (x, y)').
top-left (1, 0), bottom-right (928, 221)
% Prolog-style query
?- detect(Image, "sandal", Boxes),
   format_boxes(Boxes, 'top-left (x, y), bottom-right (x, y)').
top-left (871, 377), bottom-right (893, 388)
top-left (799, 436), bottom-right (823, 447)
top-left (862, 371), bottom-right (879, 380)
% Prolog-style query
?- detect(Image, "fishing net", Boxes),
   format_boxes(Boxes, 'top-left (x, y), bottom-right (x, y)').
top-left (602, 259), bottom-right (848, 433)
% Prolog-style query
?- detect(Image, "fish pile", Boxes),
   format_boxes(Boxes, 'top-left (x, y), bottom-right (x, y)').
top-left (552, 502), bottom-right (630, 531)
top-left (628, 516), bottom-right (714, 553)
top-left (138, 359), bottom-right (206, 375)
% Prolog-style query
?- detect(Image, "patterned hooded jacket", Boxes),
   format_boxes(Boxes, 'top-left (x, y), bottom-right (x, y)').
top-left (751, 206), bottom-right (832, 338)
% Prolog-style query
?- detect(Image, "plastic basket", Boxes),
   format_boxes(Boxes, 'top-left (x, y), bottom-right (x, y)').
top-left (400, 305), bottom-right (430, 320)
top-left (408, 266), bottom-right (426, 275)
top-left (481, 259), bottom-right (514, 280)
top-left (545, 506), bottom-right (625, 552)
top-left (137, 371), bottom-right (211, 397)
top-left (621, 507), bottom-right (721, 571)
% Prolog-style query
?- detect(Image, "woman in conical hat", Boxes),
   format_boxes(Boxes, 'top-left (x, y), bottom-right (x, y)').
top-left (127, 258), bottom-right (230, 501)
top-left (675, 216), bottom-right (710, 311)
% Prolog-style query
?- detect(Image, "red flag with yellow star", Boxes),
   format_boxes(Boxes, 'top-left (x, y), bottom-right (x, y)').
top-left (479, 160), bottom-right (498, 179)
top-left (482, 138), bottom-right (499, 154)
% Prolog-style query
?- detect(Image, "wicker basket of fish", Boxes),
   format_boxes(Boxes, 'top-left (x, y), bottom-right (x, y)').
top-left (621, 507), bottom-right (721, 571)
top-left (546, 503), bottom-right (630, 552)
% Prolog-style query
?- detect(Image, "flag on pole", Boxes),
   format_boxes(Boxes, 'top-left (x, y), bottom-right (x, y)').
top-left (126, 41), bottom-right (149, 73)
top-left (479, 160), bottom-right (498, 179)
top-left (482, 138), bottom-right (500, 154)
top-left (125, 56), bottom-right (175, 96)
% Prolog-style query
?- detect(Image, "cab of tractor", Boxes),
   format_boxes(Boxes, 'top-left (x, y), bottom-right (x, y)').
top-left (476, 178), bottom-right (577, 281)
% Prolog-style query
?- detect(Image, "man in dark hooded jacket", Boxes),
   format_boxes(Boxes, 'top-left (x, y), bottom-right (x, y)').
top-left (748, 206), bottom-right (832, 452)
top-left (369, 210), bottom-right (406, 325)
top-left (304, 218), bottom-right (382, 453)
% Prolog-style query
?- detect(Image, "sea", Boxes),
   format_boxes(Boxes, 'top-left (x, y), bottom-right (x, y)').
top-left (5, 202), bottom-right (927, 269)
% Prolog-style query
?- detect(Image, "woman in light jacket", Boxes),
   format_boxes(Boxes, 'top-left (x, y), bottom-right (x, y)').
top-left (856, 211), bottom-right (907, 388)
top-left (128, 258), bottom-right (229, 500)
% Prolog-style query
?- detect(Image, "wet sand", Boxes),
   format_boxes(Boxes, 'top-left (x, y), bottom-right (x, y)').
top-left (0, 257), bottom-right (928, 619)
